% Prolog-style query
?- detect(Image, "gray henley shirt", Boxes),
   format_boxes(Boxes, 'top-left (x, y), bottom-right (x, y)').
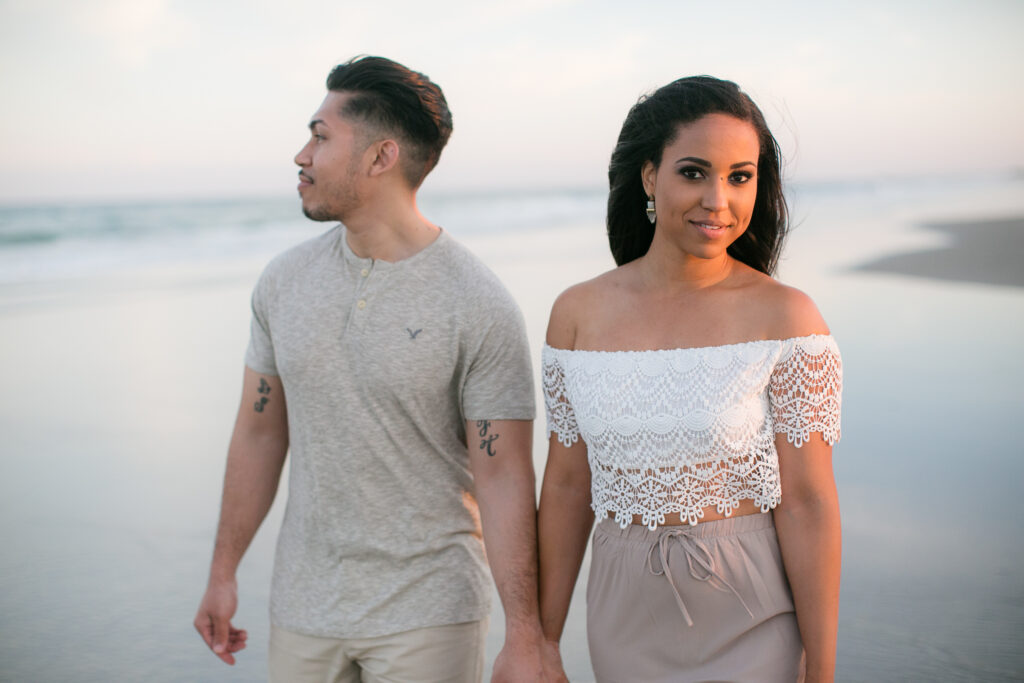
top-left (245, 225), bottom-right (535, 638)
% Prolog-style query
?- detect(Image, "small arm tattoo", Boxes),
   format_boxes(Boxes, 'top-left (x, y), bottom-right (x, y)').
top-left (476, 419), bottom-right (499, 457)
top-left (254, 378), bottom-right (272, 412)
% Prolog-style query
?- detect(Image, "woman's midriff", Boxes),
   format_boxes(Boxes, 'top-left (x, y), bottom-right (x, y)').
top-left (611, 498), bottom-right (766, 526)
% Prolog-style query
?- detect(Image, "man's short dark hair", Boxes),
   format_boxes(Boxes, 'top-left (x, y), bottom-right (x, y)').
top-left (326, 55), bottom-right (453, 188)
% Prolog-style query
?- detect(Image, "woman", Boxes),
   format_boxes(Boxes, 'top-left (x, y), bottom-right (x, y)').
top-left (537, 77), bottom-right (842, 682)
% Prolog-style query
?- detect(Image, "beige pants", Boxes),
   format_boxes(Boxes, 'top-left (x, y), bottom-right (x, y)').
top-left (587, 513), bottom-right (804, 682)
top-left (268, 619), bottom-right (487, 683)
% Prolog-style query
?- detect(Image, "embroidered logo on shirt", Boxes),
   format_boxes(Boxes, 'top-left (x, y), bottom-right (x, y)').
top-left (407, 328), bottom-right (423, 339)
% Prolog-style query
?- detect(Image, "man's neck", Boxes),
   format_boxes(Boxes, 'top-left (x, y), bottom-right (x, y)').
top-left (343, 195), bottom-right (440, 263)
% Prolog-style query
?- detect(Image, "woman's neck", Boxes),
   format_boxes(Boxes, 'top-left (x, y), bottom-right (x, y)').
top-left (636, 245), bottom-right (737, 293)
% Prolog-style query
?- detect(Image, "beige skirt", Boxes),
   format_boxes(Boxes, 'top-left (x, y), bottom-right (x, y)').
top-left (587, 513), bottom-right (804, 682)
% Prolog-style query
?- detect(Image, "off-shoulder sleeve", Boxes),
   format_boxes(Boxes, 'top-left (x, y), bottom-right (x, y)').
top-left (769, 335), bottom-right (842, 448)
top-left (542, 345), bottom-right (580, 447)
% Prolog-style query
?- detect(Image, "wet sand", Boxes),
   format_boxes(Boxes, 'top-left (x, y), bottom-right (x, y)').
top-left (855, 216), bottom-right (1024, 288)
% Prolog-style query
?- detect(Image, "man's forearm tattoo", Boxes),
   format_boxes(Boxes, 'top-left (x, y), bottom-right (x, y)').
top-left (254, 377), bottom-right (272, 413)
top-left (476, 419), bottom-right (499, 457)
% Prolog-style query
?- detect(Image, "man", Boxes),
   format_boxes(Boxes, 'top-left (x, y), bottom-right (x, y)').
top-left (194, 56), bottom-right (552, 682)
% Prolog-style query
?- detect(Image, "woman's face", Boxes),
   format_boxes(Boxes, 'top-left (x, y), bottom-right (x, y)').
top-left (642, 113), bottom-right (760, 264)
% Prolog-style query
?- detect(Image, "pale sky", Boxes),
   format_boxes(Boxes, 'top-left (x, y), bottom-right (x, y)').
top-left (1, 0), bottom-right (1022, 203)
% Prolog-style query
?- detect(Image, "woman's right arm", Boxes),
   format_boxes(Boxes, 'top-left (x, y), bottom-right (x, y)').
top-left (538, 433), bottom-right (593, 644)
top-left (537, 286), bottom-right (595, 651)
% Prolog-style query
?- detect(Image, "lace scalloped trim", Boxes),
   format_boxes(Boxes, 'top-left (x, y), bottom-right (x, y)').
top-left (592, 450), bottom-right (782, 530)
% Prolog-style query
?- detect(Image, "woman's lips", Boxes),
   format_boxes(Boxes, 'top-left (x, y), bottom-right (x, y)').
top-left (691, 220), bottom-right (729, 238)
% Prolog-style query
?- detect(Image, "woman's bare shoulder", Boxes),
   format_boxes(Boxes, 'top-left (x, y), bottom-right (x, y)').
top-left (546, 267), bottom-right (630, 348)
top-left (755, 278), bottom-right (830, 339)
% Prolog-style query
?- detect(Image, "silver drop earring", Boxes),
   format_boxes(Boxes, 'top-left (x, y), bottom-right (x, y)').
top-left (646, 196), bottom-right (657, 224)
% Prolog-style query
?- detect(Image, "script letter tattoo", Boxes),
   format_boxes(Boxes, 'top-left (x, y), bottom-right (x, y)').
top-left (254, 377), bottom-right (272, 412)
top-left (476, 419), bottom-right (499, 457)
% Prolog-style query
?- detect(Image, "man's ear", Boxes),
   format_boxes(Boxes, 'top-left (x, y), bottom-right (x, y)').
top-left (368, 139), bottom-right (400, 177)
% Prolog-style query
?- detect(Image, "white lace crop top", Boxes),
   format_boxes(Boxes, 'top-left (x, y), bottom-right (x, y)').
top-left (543, 335), bottom-right (842, 529)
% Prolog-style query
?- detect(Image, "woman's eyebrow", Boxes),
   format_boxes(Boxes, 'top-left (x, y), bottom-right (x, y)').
top-left (674, 156), bottom-right (756, 169)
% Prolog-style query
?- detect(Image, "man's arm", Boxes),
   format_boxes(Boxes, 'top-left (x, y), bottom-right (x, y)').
top-left (467, 418), bottom-right (557, 682)
top-left (194, 367), bottom-right (289, 665)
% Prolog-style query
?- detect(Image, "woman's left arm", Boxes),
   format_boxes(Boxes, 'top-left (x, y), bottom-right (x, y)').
top-left (773, 434), bottom-right (841, 683)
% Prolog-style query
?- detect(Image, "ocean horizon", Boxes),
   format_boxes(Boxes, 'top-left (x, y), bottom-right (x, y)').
top-left (1, 173), bottom-right (1018, 290)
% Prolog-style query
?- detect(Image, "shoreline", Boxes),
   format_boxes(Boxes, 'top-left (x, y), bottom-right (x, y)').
top-left (853, 216), bottom-right (1024, 288)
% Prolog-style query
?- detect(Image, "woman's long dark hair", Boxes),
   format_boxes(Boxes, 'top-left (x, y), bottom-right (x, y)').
top-left (607, 76), bottom-right (788, 275)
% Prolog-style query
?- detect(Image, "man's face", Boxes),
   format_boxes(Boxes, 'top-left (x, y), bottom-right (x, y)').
top-left (294, 91), bottom-right (367, 222)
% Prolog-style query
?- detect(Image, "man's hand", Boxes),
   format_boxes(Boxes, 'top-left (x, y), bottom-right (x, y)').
top-left (541, 639), bottom-right (568, 682)
top-left (490, 626), bottom-right (568, 682)
top-left (194, 578), bottom-right (248, 665)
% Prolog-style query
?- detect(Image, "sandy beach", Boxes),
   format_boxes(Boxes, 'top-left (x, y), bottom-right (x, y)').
top-left (1, 179), bottom-right (1023, 682)
top-left (856, 216), bottom-right (1024, 288)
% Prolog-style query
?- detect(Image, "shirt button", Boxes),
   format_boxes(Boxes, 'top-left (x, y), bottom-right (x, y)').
top-left (360, 268), bottom-right (369, 277)
top-left (357, 300), bottom-right (366, 309)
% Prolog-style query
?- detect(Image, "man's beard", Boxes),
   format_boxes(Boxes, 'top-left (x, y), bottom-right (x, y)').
top-left (301, 183), bottom-right (359, 222)
top-left (301, 205), bottom-right (336, 222)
